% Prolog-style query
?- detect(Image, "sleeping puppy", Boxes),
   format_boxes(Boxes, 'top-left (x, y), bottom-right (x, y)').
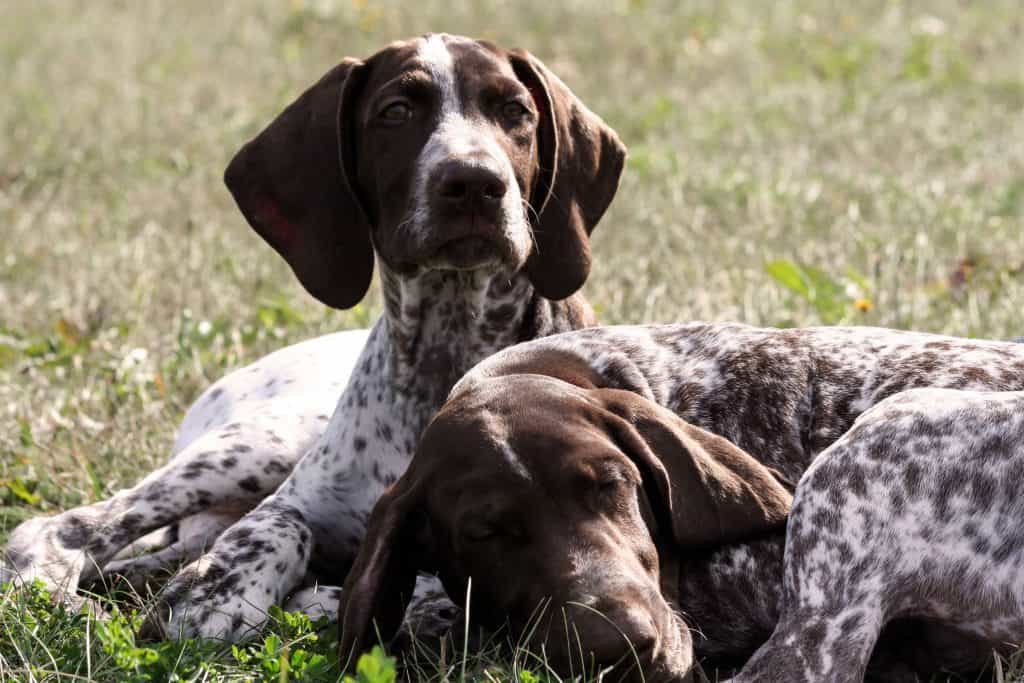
top-left (337, 374), bottom-right (791, 682)
top-left (336, 322), bottom-right (1024, 681)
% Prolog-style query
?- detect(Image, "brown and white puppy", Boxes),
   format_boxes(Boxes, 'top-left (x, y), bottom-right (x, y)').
top-left (337, 364), bottom-right (792, 682)
top-left (337, 322), bottom-right (1024, 681)
top-left (2, 33), bottom-right (625, 642)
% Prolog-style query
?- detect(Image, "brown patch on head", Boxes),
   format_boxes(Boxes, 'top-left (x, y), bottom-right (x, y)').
top-left (460, 345), bottom-right (606, 391)
top-left (449, 39), bottom-right (541, 197)
top-left (420, 377), bottom-right (690, 679)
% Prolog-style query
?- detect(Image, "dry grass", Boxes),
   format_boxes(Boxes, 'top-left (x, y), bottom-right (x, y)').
top-left (1, 0), bottom-right (1023, 680)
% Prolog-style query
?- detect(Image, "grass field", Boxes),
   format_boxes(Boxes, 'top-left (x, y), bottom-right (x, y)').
top-left (2, 0), bottom-right (1024, 680)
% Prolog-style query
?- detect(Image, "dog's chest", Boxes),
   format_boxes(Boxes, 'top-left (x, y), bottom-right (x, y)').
top-left (291, 312), bottom-right (527, 558)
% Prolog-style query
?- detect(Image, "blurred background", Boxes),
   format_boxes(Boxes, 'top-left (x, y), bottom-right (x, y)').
top-left (1, 0), bottom-right (1023, 532)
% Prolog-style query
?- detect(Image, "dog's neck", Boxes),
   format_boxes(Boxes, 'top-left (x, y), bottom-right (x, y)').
top-left (376, 262), bottom-right (593, 406)
top-left (296, 263), bottom-right (592, 545)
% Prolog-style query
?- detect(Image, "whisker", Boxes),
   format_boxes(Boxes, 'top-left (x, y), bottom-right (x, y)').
top-left (565, 600), bottom-right (648, 683)
top-left (521, 198), bottom-right (541, 254)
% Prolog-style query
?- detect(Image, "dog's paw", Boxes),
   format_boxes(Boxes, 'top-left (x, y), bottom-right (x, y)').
top-left (283, 585), bottom-right (343, 622)
top-left (142, 554), bottom-right (276, 641)
top-left (100, 554), bottom-right (173, 592)
top-left (1, 515), bottom-right (91, 596)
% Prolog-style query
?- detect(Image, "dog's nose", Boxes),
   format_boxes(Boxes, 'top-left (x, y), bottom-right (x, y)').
top-left (435, 160), bottom-right (507, 214)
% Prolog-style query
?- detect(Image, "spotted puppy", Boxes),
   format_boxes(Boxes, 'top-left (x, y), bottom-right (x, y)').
top-left (1, 33), bottom-right (625, 641)
top-left (337, 322), bottom-right (1024, 682)
top-left (734, 388), bottom-right (1024, 683)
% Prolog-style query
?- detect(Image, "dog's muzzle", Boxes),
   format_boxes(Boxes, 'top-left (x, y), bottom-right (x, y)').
top-left (421, 157), bottom-right (521, 270)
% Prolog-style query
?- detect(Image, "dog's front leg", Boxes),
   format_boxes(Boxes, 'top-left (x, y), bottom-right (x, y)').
top-left (143, 495), bottom-right (315, 641)
top-left (1, 424), bottom-right (295, 599)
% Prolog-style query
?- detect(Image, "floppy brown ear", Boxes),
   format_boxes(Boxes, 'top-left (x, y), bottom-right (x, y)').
top-left (224, 58), bottom-right (373, 309)
top-left (596, 388), bottom-right (791, 548)
top-left (508, 50), bottom-right (627, 301)
top-left (337, 477), bottom-right (425, 670)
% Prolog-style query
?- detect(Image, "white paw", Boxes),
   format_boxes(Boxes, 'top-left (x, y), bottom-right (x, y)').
top-left (149, 554), bottom-right (283, 641)
top-left (401, 575), bottom-right (462, 642)
top-left (284, 585), bottom-right (342, 622)
top-left (1, 515), bottom-right (89, 596)
top-left (102, 553), bottom-right (177, 591)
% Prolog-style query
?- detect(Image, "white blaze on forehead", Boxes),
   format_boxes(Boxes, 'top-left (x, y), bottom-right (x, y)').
top-left (485, 412), bottom-right (533, 481)
top-left (417, 34), bottom-right (459, 114)
top-left (498, 441), bottom-right (533, 481)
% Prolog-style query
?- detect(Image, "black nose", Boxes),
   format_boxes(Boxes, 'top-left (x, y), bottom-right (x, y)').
top-left (435, 160), bottom-right (507, 215)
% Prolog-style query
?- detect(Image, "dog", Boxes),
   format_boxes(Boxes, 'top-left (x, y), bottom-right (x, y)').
top-left (734, 388), bottom-right (1024, 682)
top-left (337, 322), bottom-right (1024, 681)
top-left (1, 33), bottom-right (625, 641)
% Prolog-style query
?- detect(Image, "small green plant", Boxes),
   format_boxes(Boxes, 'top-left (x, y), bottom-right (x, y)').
top-left (0, 580), bottom-right (347, 682)
top-left (342, 646), bottom-right (397, 683)
top-left (765, 259), bottom-right (874, 326)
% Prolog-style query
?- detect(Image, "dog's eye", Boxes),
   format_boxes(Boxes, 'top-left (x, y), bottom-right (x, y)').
top-left (464, 520), bottom-right (523, 544)
top-left (502, 101), bottom-right (528, 120)
top-left (463, 523), bottom-right (501, 543)
top-left (379, 101), bottom-right (412, 123)
top-left (597, 478), bottom-right (623, 496)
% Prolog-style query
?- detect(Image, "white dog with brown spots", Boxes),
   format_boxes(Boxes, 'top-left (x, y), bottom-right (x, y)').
top-left (1, 33), bottom-right (625, 640)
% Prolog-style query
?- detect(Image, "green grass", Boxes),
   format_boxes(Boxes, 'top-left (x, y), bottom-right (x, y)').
top-left (2, 0), bottom-right (1024, 680)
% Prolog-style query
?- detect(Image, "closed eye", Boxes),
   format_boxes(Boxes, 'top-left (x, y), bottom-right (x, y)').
top-left (465, 527), bottom-right (494, 542)
top-left (463, 520), bottom-right (525, 544)
top-left (595, 475), bottom-right (640, 508)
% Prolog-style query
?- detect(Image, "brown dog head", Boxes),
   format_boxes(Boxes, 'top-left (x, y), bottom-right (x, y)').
top-left (224, 34), bottom-right (626, 309)
top-left (337, 365), bottom-right (792, 681)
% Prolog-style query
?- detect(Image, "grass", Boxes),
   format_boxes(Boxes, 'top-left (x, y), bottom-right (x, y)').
top-left (1, 0), bottom-right (1023, 680)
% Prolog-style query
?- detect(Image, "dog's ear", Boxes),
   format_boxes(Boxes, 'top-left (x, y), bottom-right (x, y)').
top-left (337, 473), bottom-right (427, 670)
top-left (508, 50), bottom-right (626, 301)
top-left (596, 388), bottom-right (791, 548)
top-left (225, 58), bottom-right (373, 309)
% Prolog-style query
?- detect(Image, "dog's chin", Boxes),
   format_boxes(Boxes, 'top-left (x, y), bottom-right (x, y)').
top-left (514, 608), bottom-right (694, 683)
top-left (422, 229), bottom-right (531, 273)
top-left (425, 235), bottom-right (505, 271)
top-left (652, 615), bottom-right (697, 683)
top-left (607, 615), bottom-right (696, 683)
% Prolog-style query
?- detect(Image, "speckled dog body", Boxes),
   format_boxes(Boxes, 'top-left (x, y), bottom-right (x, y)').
top-left (342, 322), bottom-right (1024, 679)
top-left (465, 323), bottom-right (1024, 484)
top-left (1, 32), bottom-right (625, 641)
top-left (734, 388), bottom-right (1024, 683)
